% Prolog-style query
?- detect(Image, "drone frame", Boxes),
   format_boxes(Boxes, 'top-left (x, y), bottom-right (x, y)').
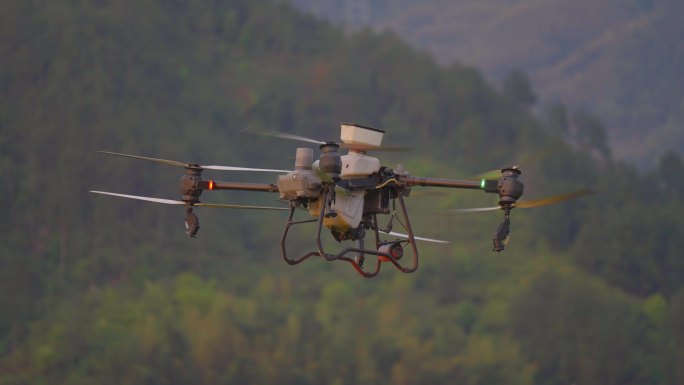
top-left (92, 131), bottom-right (591, 278)
top-left (279, 183), bottom-right (420, 278)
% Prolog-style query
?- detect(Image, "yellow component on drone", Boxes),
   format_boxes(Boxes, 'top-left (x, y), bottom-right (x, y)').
top-left (308, 193), bottom-right (355, 233)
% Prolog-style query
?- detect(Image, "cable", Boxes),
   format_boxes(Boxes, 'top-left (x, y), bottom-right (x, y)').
top-left (375, 178), bottom-right (399, 189)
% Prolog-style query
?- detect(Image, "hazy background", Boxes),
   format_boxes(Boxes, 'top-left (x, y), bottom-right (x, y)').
top-left (291, 0), bottom-right (684, 166)
top-left (1, 1), bottom-right (683, 384)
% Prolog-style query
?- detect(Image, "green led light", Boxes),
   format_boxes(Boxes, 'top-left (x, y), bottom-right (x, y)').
top-left (480, 179), bottom-right (486, 189)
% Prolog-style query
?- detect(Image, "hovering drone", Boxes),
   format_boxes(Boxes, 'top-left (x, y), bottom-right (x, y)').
top-left (91, 123), bottom-right (591, 277)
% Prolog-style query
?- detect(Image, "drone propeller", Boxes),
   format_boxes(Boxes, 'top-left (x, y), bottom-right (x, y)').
top-left (245, 130), bottom-right (411, 152)
top-left (449, 206), bottom-right (501, 213)
top-left (98, 151), bottom-right (290, 173)
top-left (260, 132), bottom-right (324, 145)
top-left (450, 188), bottom-right (594, 213)
top-left (90, 191), bottom-right (288, 210)
top-left (468, 142), bottom-right (567, 180)
top-left (470, 166), bottom-right (519, 181)
top-left (381, 230), bottom-right (450, 244)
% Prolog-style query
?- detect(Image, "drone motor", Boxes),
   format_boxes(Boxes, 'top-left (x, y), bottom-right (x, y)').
top-left (497, 167), bottom-right (524, 206)
top-left (318, 142), bottom-right (342, 181)
top-left (179, 166), bottom-right (204, 203)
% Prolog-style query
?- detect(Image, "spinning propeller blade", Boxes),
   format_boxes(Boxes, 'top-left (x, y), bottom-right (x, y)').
top-left (98, 151), bottom-right (188, 167)
top-left (255, 131), bottom-right (325, 145)
top-left (91, 190), bottom-right (185, 205)
top-left (450, 189), bottom-right (594, 213)
top-left (450, 206), bottom-right (501, 213)
top-left (202, 165), bottom-right (290, 173)
top-left (513, 188), bottom-right (594, 209)
top-left (468, 142), bottom-right (566, 180)
top-left (244, 129), bottom-right (411, 152)
top-left (90, 191), bottom-right (288, 210)
top-left (98, 151), bottom-right (289, 173)
top-left (382, 231), bottom-right (450, 244)
top-left (470, 167), bottom-right (518, 181)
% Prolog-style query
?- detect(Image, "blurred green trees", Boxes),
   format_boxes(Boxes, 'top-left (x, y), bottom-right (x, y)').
top-left (1, 0), bottom-right (682, 384)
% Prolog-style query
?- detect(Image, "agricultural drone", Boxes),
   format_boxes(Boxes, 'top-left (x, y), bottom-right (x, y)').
top-left (91, 123), bottom-right (591, 277)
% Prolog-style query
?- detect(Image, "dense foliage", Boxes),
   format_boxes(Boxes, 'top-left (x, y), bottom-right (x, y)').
top-left (1, 0), bottom-right (682, 384)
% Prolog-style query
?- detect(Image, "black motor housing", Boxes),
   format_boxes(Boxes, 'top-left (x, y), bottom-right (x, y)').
top-left (318, 142), bottom-right (342, 181)
top-left (497, 168), bottom-right (524, 205)
top-left (179, 167), bottom-right (203, 203)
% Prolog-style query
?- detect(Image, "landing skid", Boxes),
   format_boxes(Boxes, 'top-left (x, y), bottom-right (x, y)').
top-left (280, 186), bottom-right (419, 278)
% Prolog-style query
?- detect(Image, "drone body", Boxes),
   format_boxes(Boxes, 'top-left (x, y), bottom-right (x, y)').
top-left (91, 123), bottom-right (590, 277)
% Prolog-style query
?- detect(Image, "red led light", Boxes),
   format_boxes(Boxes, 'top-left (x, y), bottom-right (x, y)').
top-left (208, 180), bottom-right (215, 190)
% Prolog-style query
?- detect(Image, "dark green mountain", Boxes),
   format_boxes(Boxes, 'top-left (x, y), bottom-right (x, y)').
top-left (1, 0), bottom-right (683, 384)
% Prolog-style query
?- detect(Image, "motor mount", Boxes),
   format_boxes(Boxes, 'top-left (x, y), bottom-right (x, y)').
top-left (277, 148), bottom-right (322, 200)
top-left (179, 166), bottom-right (204, 203)
top-left (490, 168), bottom-right (524, 252)
top-left (318, 142), bottom-right (342, 181)
top-left (178, 166), bottom-right (205, 237)
top-left (497, 167), bottom-right (524, 206)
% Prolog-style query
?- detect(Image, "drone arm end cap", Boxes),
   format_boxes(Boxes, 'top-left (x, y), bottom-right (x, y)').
top-left (482, 179), bottom-right (498, 193)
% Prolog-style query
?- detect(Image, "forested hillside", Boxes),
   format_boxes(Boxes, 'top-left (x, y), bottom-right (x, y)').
top-left (1, 0), bottom-right (683, 384)
top-left (289, 0), bottom-right (684, 166)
